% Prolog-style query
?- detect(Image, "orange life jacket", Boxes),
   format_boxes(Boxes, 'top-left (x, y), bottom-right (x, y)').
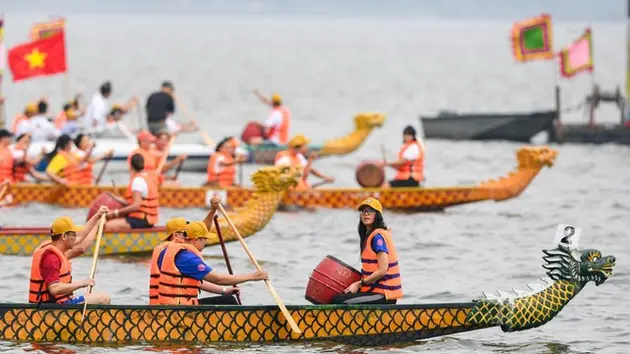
top-left (394, 141), bottom-right (424, 182)
top-left (266, 106), bottom-right (291, 144)
top-left (54, 111), bottom-right (67, 129)
top-left (74, 151), bottom-right (94, 186)
top-left (157, 243), bottom-right (203, 305)
top-left (126, 172), bottom-right (160, 226)
top-left (0, 146), bottom-right (14, 183)
top-left (127, 148), bottom-right (158, 173)
top-left (149, 241), bottom-right (170, 304)
top-left (11, 114), bottom-right (27, 134)
top-left (206, 151), bottom-right (236, 188)
top-left (9, 146), bottom-right (29, 183)
top-left (29, 241), bottom-right (73, 304)
top-left (274, 150), bottom-right (309, 190)
top-left (360, 228), bottom-right (403, 300)
top-left (56, 151), bottom-right (84, 185)
top-left (151, 149), bottom-right (167, 185)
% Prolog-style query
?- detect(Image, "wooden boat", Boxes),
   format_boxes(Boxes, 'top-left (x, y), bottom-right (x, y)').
top-left (0, 244), bottom-right (615, 346)
top-left (0, 166), bottom-right (301, 256)
top-left (27, 112), bottom-right (385, 171)
top-left (8, 146), bottom-right (558, 211)
top-left (419, 110), bottom-right (557, 142)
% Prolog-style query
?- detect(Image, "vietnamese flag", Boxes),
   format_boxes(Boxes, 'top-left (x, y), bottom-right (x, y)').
top-left (7, 31), bottom-right (67, 82)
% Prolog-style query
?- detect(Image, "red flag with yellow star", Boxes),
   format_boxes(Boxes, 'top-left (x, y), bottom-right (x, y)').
top-left (7, 31), bottom-right (66, 82)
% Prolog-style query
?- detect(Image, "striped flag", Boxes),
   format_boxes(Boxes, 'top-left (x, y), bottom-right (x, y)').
top-left (511, 14), bottom-right (554, 62)
top-left (31, 18), bottom-right (65, 40)
top-left (559, 28), bottom-right (594, 79)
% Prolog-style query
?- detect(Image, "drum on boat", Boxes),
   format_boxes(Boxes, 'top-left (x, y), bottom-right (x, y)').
top-left (241, 121), bottom-right (266, 144)
top-left (355, 161), bottom-right (385, 188)
top-left (86, 192), bottom-right (128, 221)
top-left (305, 255), bottom-right (361, 305)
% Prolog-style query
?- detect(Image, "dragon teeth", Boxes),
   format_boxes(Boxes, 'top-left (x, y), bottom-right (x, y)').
top-left (513, 288), bottom-right (528, 297)
top-left (482, 292), bottom-right (498, 300)
top-left (528, 283), bottom-right (544, 291)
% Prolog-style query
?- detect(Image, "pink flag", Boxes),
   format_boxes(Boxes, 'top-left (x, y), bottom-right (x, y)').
top-left (560, 28), bottom-right (593, 78)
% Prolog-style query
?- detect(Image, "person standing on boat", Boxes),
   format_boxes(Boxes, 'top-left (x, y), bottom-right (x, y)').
top-left (146, 81), bottom-right (177, 135)
top-left (206, 137), bottom-right (247, 188)
top-left (28, 210), bottom-right (112, 305)
top-left (332, 197), bottom-right (403, 305)
top-left (253, 89), bottom-right (291, 145)
top-left (85, 81), bottom-right (137, 136)
top-left (104, 153), bottom-right (160, 231)
top-left (274, 134), bottom-right (335, 190)
top-left (127, 131), bottom-right (159, 173)
top-left (382, 125), bottom-right (425, 188)
top-left (157, 220), bottom-right (268, 305)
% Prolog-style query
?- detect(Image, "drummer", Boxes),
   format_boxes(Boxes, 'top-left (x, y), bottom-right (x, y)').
top-left (274, 134), bottom-right (335, 190)
top-left (331, 197), bottom-right (403, 305)
top-left (104, 153), bottom-right (159, 231)
top-left (149, 195), bottom-right (224, 304)
top-left (382, 125), bottom-right (425, 188)
top-left (28, 207), bottom-right (111, 305)
top-left (156, 220), bottom-right (268, 305)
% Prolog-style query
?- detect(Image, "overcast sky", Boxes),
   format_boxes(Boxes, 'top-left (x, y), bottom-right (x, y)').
top-left (0, 0), bottom-right (626, 21)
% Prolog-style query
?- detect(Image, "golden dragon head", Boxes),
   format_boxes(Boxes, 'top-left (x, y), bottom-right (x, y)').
top-left (354, 112), bottom-right (386, 130)
top-left (251, 165), bottom-right (301, 193)
top-left (516, 146), bottom-right (558, 169)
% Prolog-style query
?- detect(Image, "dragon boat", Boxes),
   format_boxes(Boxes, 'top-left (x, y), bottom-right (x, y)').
top-left (26, 113), bottom-right (385, 171)
top-left (0, 243), bottom-right (615, 346)
top-left (0, 166), bottom-right (300, 256)
top-left (8, 146), bottom-right (557, 211)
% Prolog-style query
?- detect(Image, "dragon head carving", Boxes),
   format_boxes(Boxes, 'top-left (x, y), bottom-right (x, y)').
top-left (516, 146), bottom-right (558, 169)
top-left (251, 165), bottom-right (301, 193)
top-left (354, 112), bottom-right (386, 130)
top-left (543, 244), bottom-right (616, 287)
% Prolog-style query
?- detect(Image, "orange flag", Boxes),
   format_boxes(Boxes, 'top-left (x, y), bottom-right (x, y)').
top-left (7, 31), bottom-right (67, 82)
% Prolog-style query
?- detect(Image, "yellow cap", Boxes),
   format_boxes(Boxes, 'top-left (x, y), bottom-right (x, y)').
top-left (184, 221), bottom-right (216, 240)
top-left (165, 217), bottom-right (188, 240)
top-left (65, 108), bottom-right (77, 120)
top-left (288, 134), bottom-right (310, 148)
top-left (25, 103), bottom-right (38, 114)
top-left (271, 93), bottom-right (282, 104)
top-left (357, 197), bottom-right (383, 214)
top-left (50, 216), bottom-right (79, 235)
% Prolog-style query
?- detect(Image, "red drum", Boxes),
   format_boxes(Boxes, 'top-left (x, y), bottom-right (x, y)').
top-left (355, 161), bottom-right (385, 188)
top-left (240, 121), bottom-right (266, 144)
top-left (305, 255), bottom-right (361, 305)
top-left (86, 192), bottom-right (128, 221)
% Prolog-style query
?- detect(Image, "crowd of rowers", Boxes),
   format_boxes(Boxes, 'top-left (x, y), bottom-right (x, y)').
top-left (29, 197), bottom-right (402, 306)
top-left (0, 80), bottom-right (426, 207)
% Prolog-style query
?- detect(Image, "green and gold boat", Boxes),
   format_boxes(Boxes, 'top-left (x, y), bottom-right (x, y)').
top-left (0, 244), bottom-right (614, 346)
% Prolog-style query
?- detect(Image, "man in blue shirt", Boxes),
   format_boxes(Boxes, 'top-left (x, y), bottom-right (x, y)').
top-left (157, 221), bottom-right (268, 305)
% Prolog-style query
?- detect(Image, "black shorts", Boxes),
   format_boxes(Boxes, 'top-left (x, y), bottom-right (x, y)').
top-left (126, 217), bottom-right (152, 229)
top-left (331, 292), bottom-right (397, 305)
top-left (198, 295), bottom-right (239, 305)
top-left (389, 178), bottom-right (420, 188)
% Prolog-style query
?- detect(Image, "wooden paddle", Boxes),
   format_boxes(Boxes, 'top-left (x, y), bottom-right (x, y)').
top-left (310, 180), bottom-right (333, 189)
top-left (213, 215), bottom-right (241, 305)
top-left (80, 213), bottom-right (107, 323)
top-left (217, 203), bottom-right (301, 334)
top-left (171, 94), bottom-right (215, 147)
top-left (0, 182), bottom-right (9, 203)
top-left (172, 159), bottom-right (184, 181)
top-left (156, 135), bottom-right (176, 173)
top-left (116, 121), bottom-right (136, 143)
top-left (95, 156), bottom-right (111, 185)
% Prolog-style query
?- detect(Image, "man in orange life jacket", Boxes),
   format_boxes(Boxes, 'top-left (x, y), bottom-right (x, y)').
top-left (9, 133), bottom-right (49, 183)
top-left (206, 137), bottom-right (247, 188)
top-left (29, 209), bottom-right (112, 305)
top-left (127, 131), bottom-right (159, 173)
top-left (154, 131), bottom-right (187, 186)
top-left (253, 90), bottom-right (291, 145)
top-left (104, 153), bottom-right (159, 231)
top-left (274, 134), bottom-right (335, 190)
top-left (156, 221), bottom-right (268, 305)
top-left (0, 129), bottom-right (16, 183)
top-left (382, 125), bottom-right (425, 188)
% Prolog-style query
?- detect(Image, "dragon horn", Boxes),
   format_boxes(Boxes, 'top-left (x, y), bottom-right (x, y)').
top-left (527, 283), bottom-right (544, 291)
top-left (497, 290), bottom-right (513, 299)
top-left (513, 288), bottom-right (528, 297)
top-left (482, 292), bottom-right (498, 300)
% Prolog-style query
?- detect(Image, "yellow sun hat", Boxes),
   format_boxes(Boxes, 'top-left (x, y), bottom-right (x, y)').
top-left (357, 197), bottom-right (383, 214)
top-left (164, 217), bottom-right (188, 240)
top-left (288, 134), bottom-right (310, 148)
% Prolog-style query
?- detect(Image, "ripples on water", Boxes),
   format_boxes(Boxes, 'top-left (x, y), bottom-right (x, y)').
top-left (0, 11), bottom-right (629, 354)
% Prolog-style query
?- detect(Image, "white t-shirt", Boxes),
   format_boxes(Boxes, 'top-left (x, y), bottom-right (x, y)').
top-left (275, 152), bottom-right (307, 168)
top-left (212, 154), bottom-right (227, 173)
top-left (264, 110), bottom-right (284, 144)
top-left (85, 93), bottom-right (110, 132)
top-left (130, 176), bottom-right (148, 198)
top-left (8, 145), bottom-right (24, 160)
top-left (401, 143), bottom-right (421, 161)
top-left (165, 117), bottom-right (181, 134)
top-left (23, 116), bottom-right (61, 142)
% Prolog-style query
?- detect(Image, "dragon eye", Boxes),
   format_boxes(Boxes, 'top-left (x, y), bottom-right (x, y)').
top-left (592, 256), bottom-right (598, 261)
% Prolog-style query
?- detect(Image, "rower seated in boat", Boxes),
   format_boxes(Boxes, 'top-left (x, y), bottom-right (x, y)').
top-left (127, 131), bottom-right (159, 173)
top-left (73, 134), bottom-right (114, 185)
top-left (29, 210), bottom-right (112, 305)
top-left (11, 102), bottom-right (37, 135)
top-left (45, 135), bottom-right (94, 187)
top-left (1, 130), bottom-right (46, 184)
top-left (331, 197), bottom-right (403, 305)
top-left (205, 137), bottom-right (247, 188)
top-left (104, 153), bottom-right (159, 231)
top-left (249, 90), bottom-right (291, 146)
top-left (156, 221), bottom-right (268, 305)
top-left (154, 131), bottom-right (187, 187)
top-left (382, 125), bottom-right (424, 188)
top-left (274, 134), bottom-right (335, 190)
top-left (9, 133), bottom-right (48, 183)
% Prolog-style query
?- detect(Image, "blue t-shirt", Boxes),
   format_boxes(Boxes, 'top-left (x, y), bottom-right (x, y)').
top-left (158, 248), bottom-right (213, 280)
top-left (371, 233), bottom-right (389, 254)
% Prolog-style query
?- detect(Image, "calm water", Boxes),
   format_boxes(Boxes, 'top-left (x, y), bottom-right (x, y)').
top-left (0, 12), bottom-right (629, 354)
